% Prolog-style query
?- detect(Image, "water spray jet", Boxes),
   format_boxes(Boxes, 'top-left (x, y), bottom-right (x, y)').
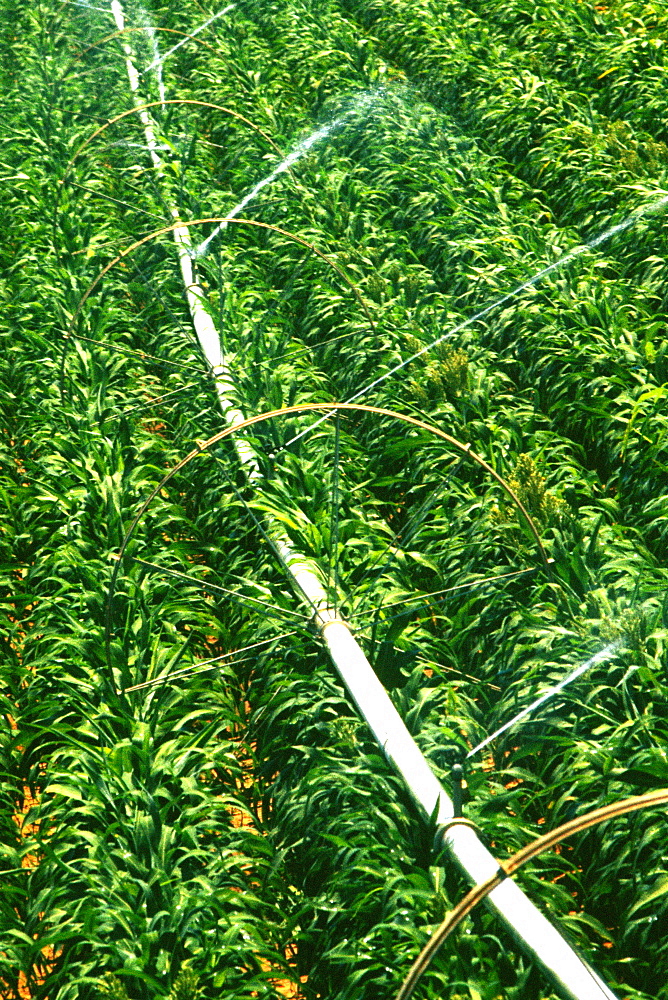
top-left (282, 191), bottom-right (668, 451)
top-left (193, 90), bottom-right (382, 259)
top-left (467, 641), bottom-right (623, 761)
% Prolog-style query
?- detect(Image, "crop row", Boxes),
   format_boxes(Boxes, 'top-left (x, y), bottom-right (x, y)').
top-left (1, 1), bottom-right (667, 998)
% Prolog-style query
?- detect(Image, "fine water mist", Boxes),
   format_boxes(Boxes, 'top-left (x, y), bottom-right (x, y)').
top-left (347, 193), bottom-right (668, 406)
top-left (193, 89), bottom-right (382, 259)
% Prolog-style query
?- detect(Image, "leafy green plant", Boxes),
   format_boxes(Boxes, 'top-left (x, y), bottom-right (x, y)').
top-left (2, 0), bottom-right (668, 998)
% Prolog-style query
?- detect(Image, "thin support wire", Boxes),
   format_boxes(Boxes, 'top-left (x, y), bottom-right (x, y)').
top-left (349, 566), bottom-right (541, 625)
top-left (129, 553), bottom-right (309, 621)
top-left (68, 179), bottom-right (167, 221)
top-left (239, 325), bottom-right (359, 374)
top-left (412, 652), bottom-right (501, 691)
top-left (63, 333), bottom-right (207, 373)
top-left (122, 629), bottom-right (301, 692)
top-left (119, 381), bottom-right (202, 416)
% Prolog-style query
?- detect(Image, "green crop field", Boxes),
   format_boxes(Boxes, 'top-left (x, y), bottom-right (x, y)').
top-left (1, 1), bottom-right (668, 998)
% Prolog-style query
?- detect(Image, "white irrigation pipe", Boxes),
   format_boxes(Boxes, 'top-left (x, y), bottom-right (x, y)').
top-left (107, 6), bottom-right (619, 997)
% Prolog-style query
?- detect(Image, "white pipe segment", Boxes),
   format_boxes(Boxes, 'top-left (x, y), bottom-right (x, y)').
top-left (316, 614), bottom-right (618, 1000)
top-left (108, 6), bottom-right (619, 997)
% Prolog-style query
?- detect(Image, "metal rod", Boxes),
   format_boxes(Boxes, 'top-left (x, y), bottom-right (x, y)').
top-left (129, 553), bottom-right (308, 620)
top-left (122, 630), bottom-right (300, 692)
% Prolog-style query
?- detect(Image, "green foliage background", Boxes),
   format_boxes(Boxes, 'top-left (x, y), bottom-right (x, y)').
top-left (1, 0), bottom-right (667, 998)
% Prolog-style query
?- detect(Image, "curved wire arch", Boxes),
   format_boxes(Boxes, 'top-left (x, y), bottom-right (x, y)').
top-left (63, 99), bottom-right (283, 178)
top-left (66, 216), bottom-right (377, 335)
top-left (54, 102), bottom-right (283, 270)
top-left (105, 402), bottom-right (551, 669)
